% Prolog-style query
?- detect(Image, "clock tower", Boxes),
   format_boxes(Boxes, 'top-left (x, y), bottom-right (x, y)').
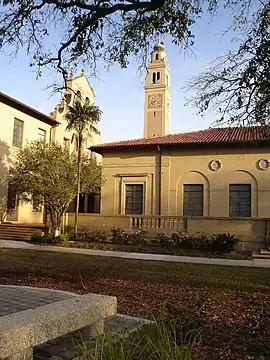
top-left (144, 42), bottom-right (171, 138)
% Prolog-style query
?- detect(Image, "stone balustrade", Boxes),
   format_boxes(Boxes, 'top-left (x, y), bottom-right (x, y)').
top-left (131, 215), bottom-right (188, 232)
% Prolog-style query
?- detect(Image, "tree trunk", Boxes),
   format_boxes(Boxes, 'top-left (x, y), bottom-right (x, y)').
top-left (44, 204), bottom-right (48, 227)
top-left (0, 207), bottom-right (6, 224)
top-left (55, 212), bottom-right (62, 236)
top-left (48, 205), bottom-right (61, 236)
top-left (48, 205), bottom-right (56, 235)
top-left (74, 133), bottom-right (83, 239)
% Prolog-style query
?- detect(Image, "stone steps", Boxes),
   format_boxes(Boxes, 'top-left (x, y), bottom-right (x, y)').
top-left (0, 224), bottom-right (45, 241)
top-left (34, 314), bottom-right (151, 360)
top-left (252, 248), bottom-right (270, 260)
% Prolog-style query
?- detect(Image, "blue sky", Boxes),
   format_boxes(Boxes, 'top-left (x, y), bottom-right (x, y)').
top-left (0, 10), bottom-right (237, 143)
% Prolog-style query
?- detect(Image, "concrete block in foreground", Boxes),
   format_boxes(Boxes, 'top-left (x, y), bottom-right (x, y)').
top-left (0, 293), bottom-right (117, 360)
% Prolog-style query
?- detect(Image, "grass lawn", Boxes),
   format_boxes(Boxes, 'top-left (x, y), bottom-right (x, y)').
top-left (0, 249), bottom-right (270, 360)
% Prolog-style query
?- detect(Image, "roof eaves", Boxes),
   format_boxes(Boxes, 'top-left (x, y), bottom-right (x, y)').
top-left (89, 138), bottom-right (268, 153)
top-left (0, 91), bottom-right (59, 126)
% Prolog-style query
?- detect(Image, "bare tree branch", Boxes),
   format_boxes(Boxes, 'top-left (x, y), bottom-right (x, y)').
top-left (186, 1), bottom-right (270, 126)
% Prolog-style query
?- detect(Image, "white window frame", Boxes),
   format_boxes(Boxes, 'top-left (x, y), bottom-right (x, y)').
top-left (37, 128), bottom-right (46, 142)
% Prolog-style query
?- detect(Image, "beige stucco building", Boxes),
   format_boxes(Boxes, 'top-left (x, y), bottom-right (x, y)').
top-left (2, 42), bottom-right (270, 250)
top-left (91, 128), bottom-right (270, 219)
top-left (0, 71), bottom-right (101, 224)
top-left (90, 43), bottom-right (270, 219)
top-left (88, 43), bottom-right (270, 249)
top-left (50, 70), bottom-right (101, 152)
top-left (90, 126), bottom-right (270, 249)
top-left (0, 91), bottom-right (57, 224)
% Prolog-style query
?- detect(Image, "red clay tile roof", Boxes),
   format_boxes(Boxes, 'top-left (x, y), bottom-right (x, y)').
top-left (0, 91), bottom-right (58, 126)
top-left (90, 126), bottom-right (270, 154)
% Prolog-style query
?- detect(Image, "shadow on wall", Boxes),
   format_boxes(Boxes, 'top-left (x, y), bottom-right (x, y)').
top-left (0, 139), bottom-right (11, 222)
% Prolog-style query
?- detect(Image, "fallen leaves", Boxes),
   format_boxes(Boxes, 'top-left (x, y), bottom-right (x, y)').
top-left (0, 249), bottom-right (270, 360)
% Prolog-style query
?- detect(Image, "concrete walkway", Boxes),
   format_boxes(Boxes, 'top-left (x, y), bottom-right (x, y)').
top-left (1, 240), bottom-right (270, 268)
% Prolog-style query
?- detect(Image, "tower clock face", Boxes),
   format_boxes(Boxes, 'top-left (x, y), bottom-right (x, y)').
top-left (148, 94), bottom-right (162, 108)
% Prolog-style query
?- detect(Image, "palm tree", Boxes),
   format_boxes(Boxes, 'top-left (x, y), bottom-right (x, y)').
top-left (65, 96), bottom-right (102, 238)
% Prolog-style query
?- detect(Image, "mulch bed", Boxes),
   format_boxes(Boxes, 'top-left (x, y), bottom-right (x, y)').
top-left (0, 249), bottom-right (269, 360)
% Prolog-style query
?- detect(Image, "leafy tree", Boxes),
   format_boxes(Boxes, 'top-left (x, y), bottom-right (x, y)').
top-left (65, 96), bottom-right (102, 237)
top-left (187, 1), bottom-right (269, 126)
top-left (8, 141), bottom-right (103, 235)
top-left (0, 0), bottom-right (257, 80)
top-left (0, 178), bottom-right (12, 223)
top-left (0, 1), bottom-right (266, 123)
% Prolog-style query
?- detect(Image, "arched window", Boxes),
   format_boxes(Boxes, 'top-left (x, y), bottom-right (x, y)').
top-left (152, 72), bottom-right (156, 84)
top-left (85, 96), bottom-right (90, 104)
top-left (157, 72), bottom-right (160, 83)
top-left (155, 53), bottom-right (159, 60)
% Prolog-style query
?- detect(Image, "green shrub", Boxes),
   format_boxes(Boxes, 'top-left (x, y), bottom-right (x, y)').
top-left (77, 231), bottom-right (87, 242)
top-left (30, 234), bottom-right (58, 244)
top-left (157, 232), bottom-right (191, 250)
top-left (96, 230), bottom-right (107, 243)
top-left (84, 231), bottom-right (95, 242)
top-left (111, 227), bottom-right (130, 244)
top-left (30, 234), bottom-right (43, 243)
top-left (67, 231), bottom-right (87, 242)
top-left (156, 233), bottom-right (172, 249)
top-left (140, 319), bottom-right (200, 360)
top-left (111, 227), bottom-right (148, 245)
top-left (129, 229), bottom-right (147, 245)
top-left (85, 230), bottom-right (107, 243)
top-left (68, 230), bottom-right (107, 243)
top-left (41, 234), bottom-right (58, 244)
top-left (87, 317), bottom-right (200, 360)
top-left (56, 233), bottom-right (70, 243)
top-left (178, 235), bottom-right (195, 250)
top-left (156, 232), bottom-right (239, 253)
top-left (211, 233), bottom-right (239, 253)
top-left (187, 235), bottom-right (214, 251)
top-left (65, 226), bottom-right (85, 241)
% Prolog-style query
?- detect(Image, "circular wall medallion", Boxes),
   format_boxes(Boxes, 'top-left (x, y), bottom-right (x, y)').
top-left (258, 158), bottom-right (269, 170)
top-left (209, 160), bottom-right (222, 171)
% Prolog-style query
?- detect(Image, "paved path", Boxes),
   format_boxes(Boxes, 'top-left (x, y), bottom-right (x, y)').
top-left (1, 240), bottom-right (270, 268)
top-left (0, 285), bottom-right (74, 317)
